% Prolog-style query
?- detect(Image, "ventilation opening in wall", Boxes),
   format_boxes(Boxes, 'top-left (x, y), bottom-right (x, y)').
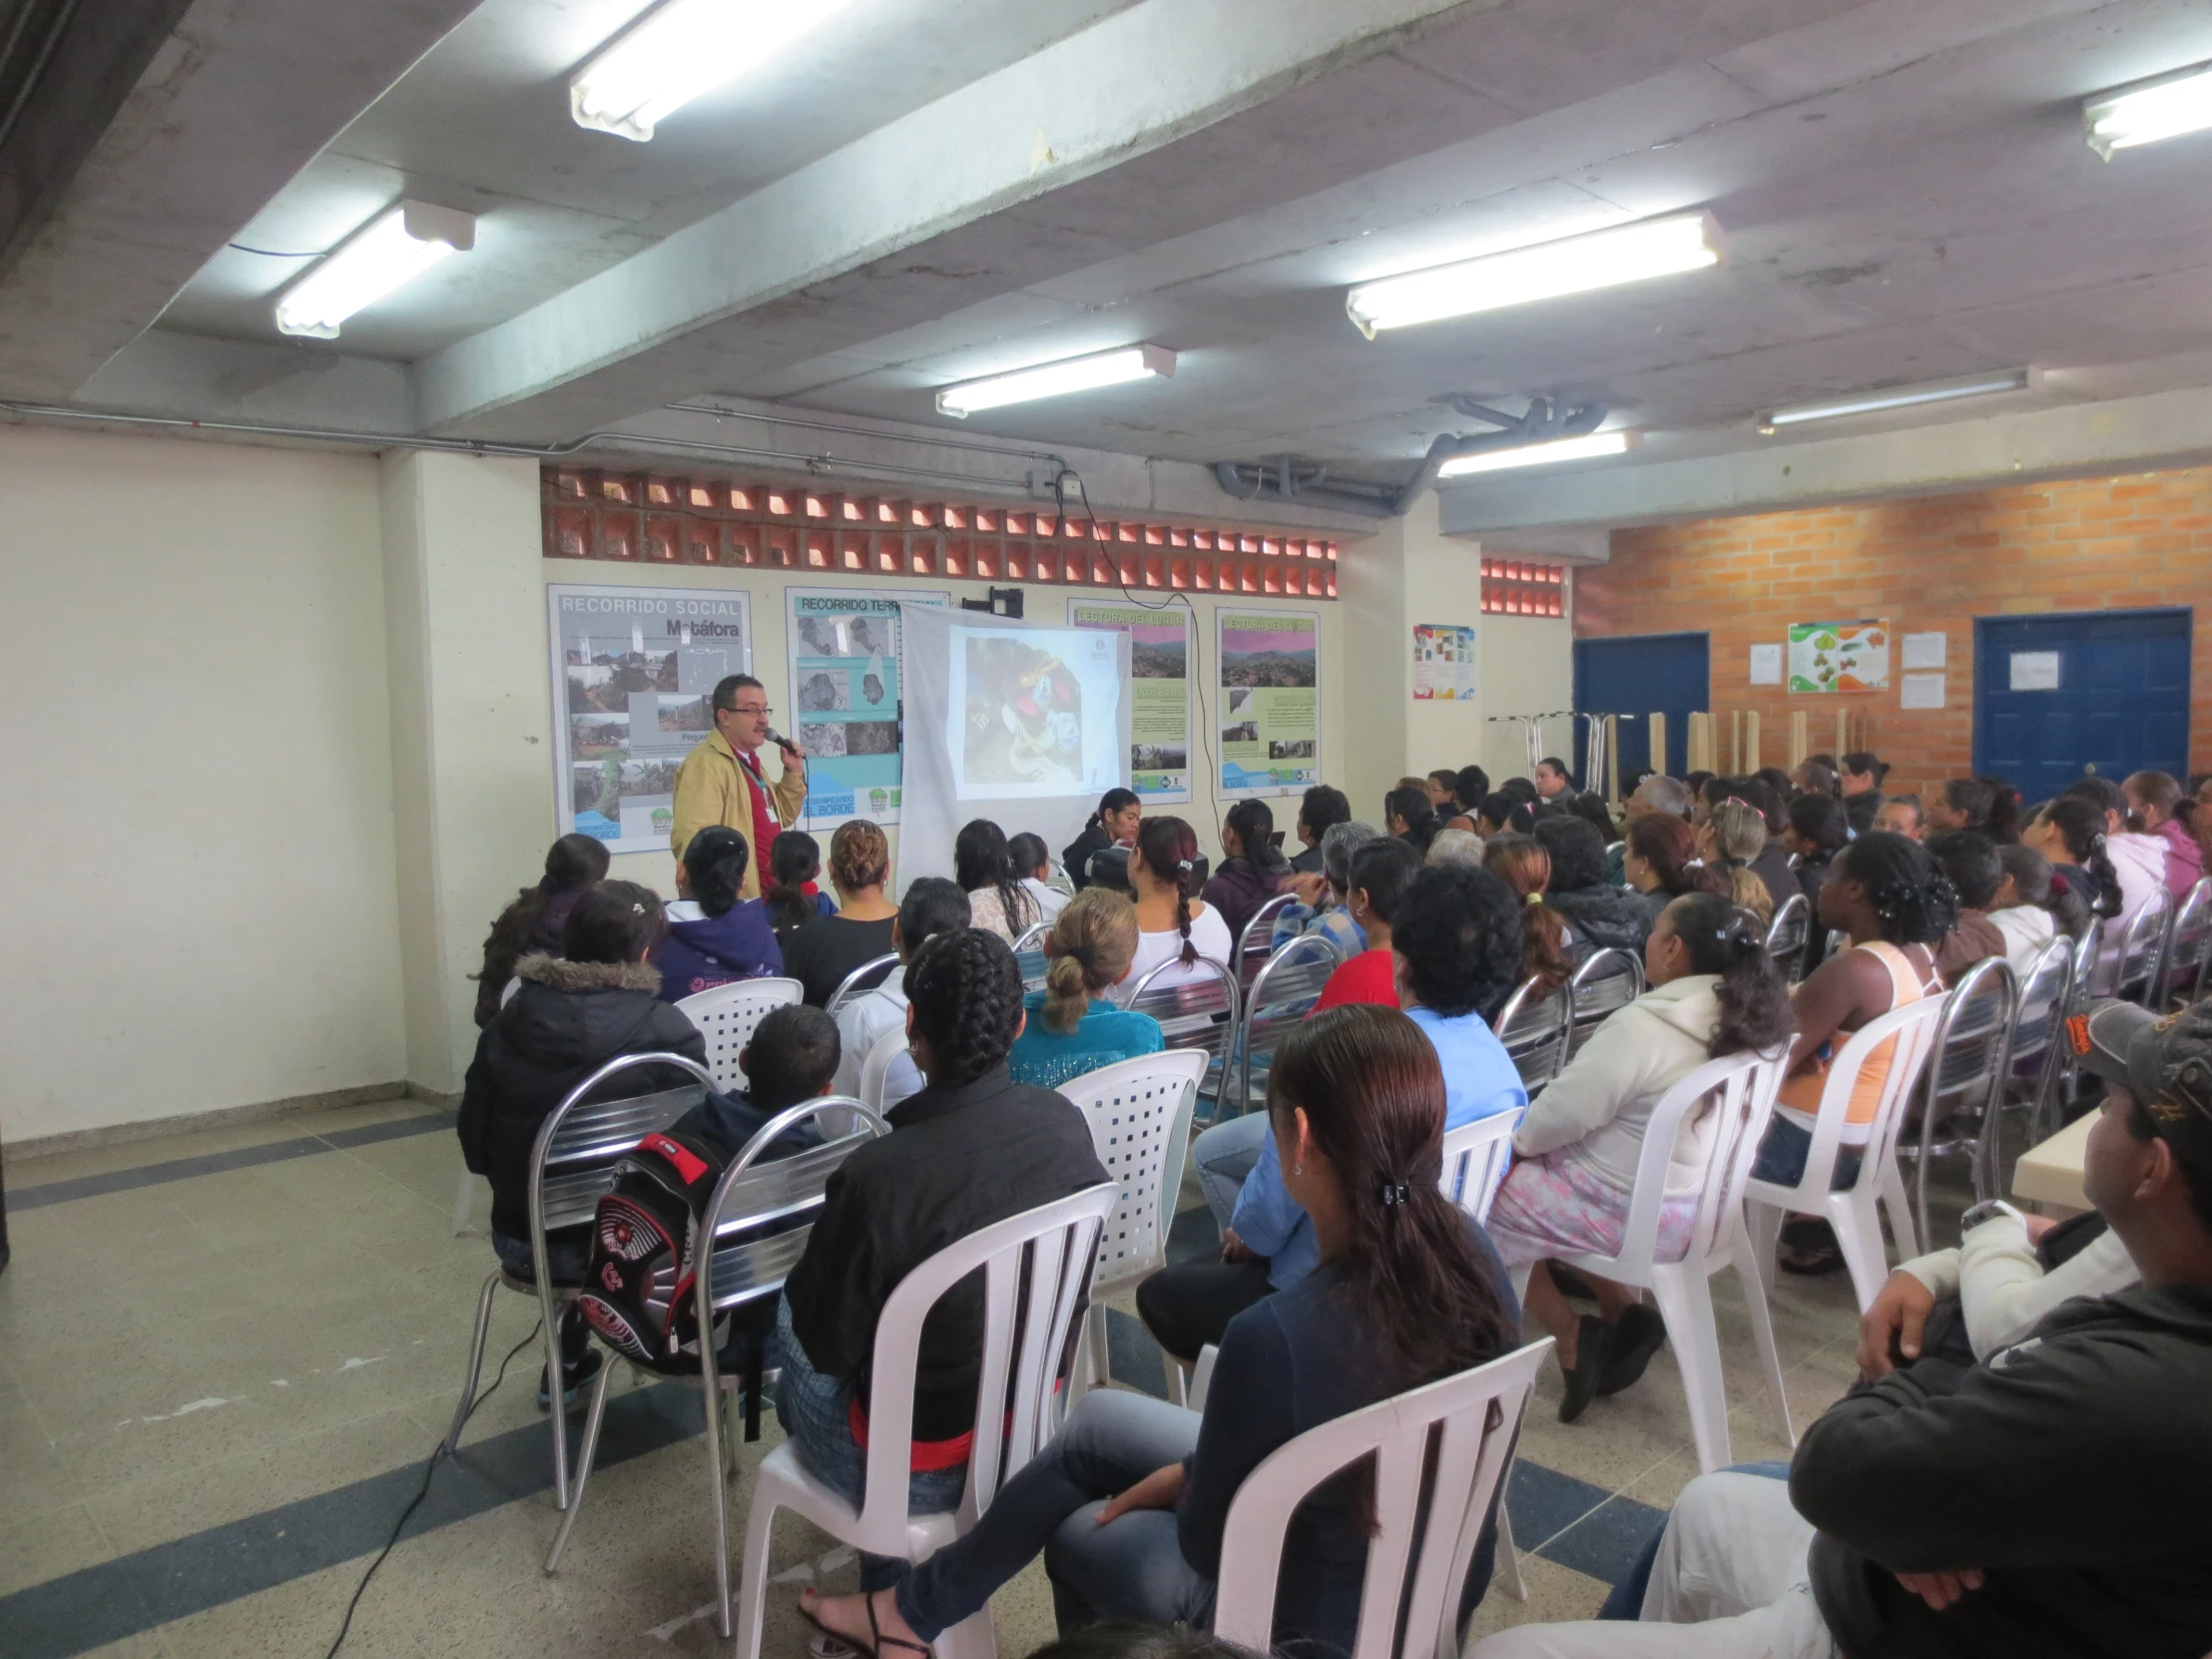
top-left (1481, 558), bottom-right (1566, 617)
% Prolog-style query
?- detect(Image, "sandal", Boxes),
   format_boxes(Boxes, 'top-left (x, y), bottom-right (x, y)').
top-left (799, 1589), bottom-right (932, 1659)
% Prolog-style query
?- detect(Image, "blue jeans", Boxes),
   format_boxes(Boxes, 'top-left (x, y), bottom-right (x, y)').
top-left (895, 1386), bottom-right (1213, 1641)
top-left (1597, 1461), bottom-right (1791, 1620)
top-left (1191, 1113), bottom-right (1269, 1230)
top-left (771, 1297), bottom-right (969, 1592)
top-left (492, 1229), bottom-right (592, 1367)
top-left (1749, 1118), bottom-right (1862, 1190)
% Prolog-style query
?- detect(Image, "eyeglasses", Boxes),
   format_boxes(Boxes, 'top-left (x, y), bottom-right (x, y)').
top-left (725, 704), bottom-right (773, 718)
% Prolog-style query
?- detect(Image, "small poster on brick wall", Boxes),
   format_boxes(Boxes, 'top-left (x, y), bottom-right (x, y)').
top-left (1787, 620), bottom-right (1890, 695)
top-left (1412, 623), bottom-right (1477, 701)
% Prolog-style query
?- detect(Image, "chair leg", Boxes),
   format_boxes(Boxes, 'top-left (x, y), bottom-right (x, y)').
top-left (1878, 1160), bottom-right (1921, 1263)
top-left (705, 1382), bottom-right (734, 1639)
top-left (934, 1610), bottom-right (998, 1659)
top-left (1731, 1241), bottom-right (1796, 1452)
top-left (1087, 1303), bottom-right (1112, 1389)
top-left (451, 1163), bottom-right (475, 1236)
top-left (734, 1486), bottom-right (782, 1659)
top-left (544, 1358), bottom-right (616, 1574)
top-left (1826, 1189), bottom-right (1895, 1316)
top-left (1647, 1267), bottom-right (1731, 1475)
top-left (1493, 1496), bottom-right (1527, 1602)
top-left (543, 1303), bottom-right (573, 1511)
top-left (1743, 1200), bottom-right (1783, 1299)
top-left (443, 1271), bottom-right (501, 1455)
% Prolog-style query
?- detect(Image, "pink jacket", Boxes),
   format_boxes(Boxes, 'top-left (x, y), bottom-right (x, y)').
top-left (2156, 818), bottom-right (2204, 900)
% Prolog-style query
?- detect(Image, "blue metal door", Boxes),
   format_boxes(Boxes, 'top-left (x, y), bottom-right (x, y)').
top-left (1973, 608), bottom-right (2191, 803)
top-left (1573, 633), bottom-right (1710, 780)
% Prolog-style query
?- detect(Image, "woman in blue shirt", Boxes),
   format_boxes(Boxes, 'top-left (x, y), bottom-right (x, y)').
top-left (1138, 862), bottom-right (1527, 1363)
top-left (1006, 887), bottom-right (1164, 1089)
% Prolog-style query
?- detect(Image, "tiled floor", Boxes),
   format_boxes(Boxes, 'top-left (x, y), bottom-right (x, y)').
top-left (0, 1098), bottom-right (1913, 1659)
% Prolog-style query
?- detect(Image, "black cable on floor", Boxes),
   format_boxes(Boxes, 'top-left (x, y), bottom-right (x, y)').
top-left (322, 1321), bottom-right (543, 1659)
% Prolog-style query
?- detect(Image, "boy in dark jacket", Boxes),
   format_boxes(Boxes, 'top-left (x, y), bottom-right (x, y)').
top-left (457, 880), bottom-right (709, 1406)
top-left (656, 825), bottom-right (783, 1001)
top-left (673, 1001), bottom-right (839, 1153)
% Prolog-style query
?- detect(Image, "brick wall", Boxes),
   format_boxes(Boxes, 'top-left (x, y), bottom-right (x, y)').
top-left (1574, 466), bottom-right (2212, 798)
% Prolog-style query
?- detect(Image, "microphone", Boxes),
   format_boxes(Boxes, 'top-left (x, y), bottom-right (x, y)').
top-left (765, 726), bottom-right (804, 759)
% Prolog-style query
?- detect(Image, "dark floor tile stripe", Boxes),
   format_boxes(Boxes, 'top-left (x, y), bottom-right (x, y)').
top-left (6, 1113), bottom-right (451, 1213)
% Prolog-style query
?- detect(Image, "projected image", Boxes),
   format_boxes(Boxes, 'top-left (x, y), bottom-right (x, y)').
top-left (962, 637), bottom-right (1085, 788)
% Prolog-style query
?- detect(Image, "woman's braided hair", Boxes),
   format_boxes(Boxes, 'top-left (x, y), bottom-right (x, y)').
top-left (1136, 815), bottom-right (1202, 965)
top-left (1837, 830), bottom-right (1959, 946)
top-left (904, 926), bottom-right (1026, 1087)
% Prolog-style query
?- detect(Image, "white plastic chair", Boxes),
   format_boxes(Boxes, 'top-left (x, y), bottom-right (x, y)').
top-left (826, 953), bottom-right (900, 1018)
top-left (856, 1023), bottom-right (912, 1113)
top-left (1744, 997), bottom-right (1948, 1313)
top-left (1056, 1050), bottom-right (1210, 1399)
top-left (677, 978), bottom-right (804, 1091)
top-left (735, 1183), bottom-right (1117, 1659)
top-left (1439, 1110), bottom-right (1520, 1225)
top-left (1233, 932), bottom-right (1344, 1116)
top-left (1509, 1049), bottom-right (1794, 1474)
top-left (1212, 1340), bottom-right (1553, 1659)
top-left (543, 1096), bottom-right (887, 1635)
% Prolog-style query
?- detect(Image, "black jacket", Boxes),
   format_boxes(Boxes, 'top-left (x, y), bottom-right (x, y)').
top-left (1202, 852), bottom-right (1290, 946)
top-left (783, 1063), bottom-right (1109, 1438)
top-left (1843, 789), bottom-right (1883, 833)
top-left (1290, 843), bottom-right (1326, 875)
top-left (1062, 822), bottom-right (1114, 889)
top-left (1795, 1283), bottom-right (2212, 1659)
top-left (457, 954), bottom-right (710, 1242)
top-left (1546, 884), bottom-right (1652, 957)
top-left (1795, 851), bottom-right (1838, 972)
top-left (1750, 842), bottom-right (1799, 919)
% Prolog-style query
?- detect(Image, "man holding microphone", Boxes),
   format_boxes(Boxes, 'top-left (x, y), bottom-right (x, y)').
top-left (670, 674), bottom-right (807, 901)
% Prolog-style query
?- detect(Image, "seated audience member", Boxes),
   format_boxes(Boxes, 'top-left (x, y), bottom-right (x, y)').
top-left (1064, 788), bottom-right (1142, 889)
top-left (1272, 820), bottom-right (1379, 956)
top-left (1535, 756), bottom-right (1573, 801)
top-left (805, 1005), bottom-right (1518, 1659)
top-left (677, 1001), bottom-right (840, 1150)
top-left (1141, 865), bottom-right (1527, 1363)
top-left (1202, 799), bottom-right (1292, 943)
top-left (1693, 775), bottom-right (1733, 829)
top-left (957, 818), bottom-right (1043, 943)
top-left (1313, 836), bottom-right (1423, 1009)
top-left (1428, 826), bottom-right (1485, 867)
top-left (1425, 768), bottom-right (1463, 820)
top-left (1693, 800), bottom-right (1777, 927)
top-left (472, 831), bottom-right (610, 1025)
top-left (1682, 769), bottom-right (1716, 813)
top-left (1928, 776), bottom-right (1994, 834)
top-left (1007, 887), bottom-right (1164, 1089)
top-left (2125, 769), bottom-right (2204, 899)
top-left (1980, 774), bottom-right (2023, 844)
top-left (2196, 773), bottom-right (2212, 867)
top-left (762, 830), bottom-right (836, 945)
top-left (1783, 794), bottom-right (1852, 973)
top-left (2063, 774), bottom-right (2167, 917)
top-left (1289, 784), bottom-right (1351, 874)
top-left (457, 881), bottom-right (709, 1405)
top-left (830, 876), bottom-right (969, 1109)
top-left (1500, 774), bottom-right (1540, 807)
top-left (1119, 816), bottom-right (1235, 994)
top-left (1750, 767), bottom-right (1796, 808)
top-left (1483, 832), bottom-right (1575, 993)
top-left (1841, 750), bottom-right (1889, 824)
top-left (1732, 780), bottom-right (1798, 905)
top-left (1609, 773), bottom-right (1695, 884)
top-left (1873, 792), bottom-right (1924, 839)
top-left (1536, 816), bottom-right (1654, 955)
top-left (775, 928), bottom-right (1110, 1582)
top-left (1476, 792), bottom-right (1535, 836)
top-left (1474, 998), bottom-right (2212, 1659)
top-left (1623, 813), bottom-right (1724, 928)
top-left (1792, 760), bottom-right (1841, 800)
top-left (781, 820), bottom-right (900, 1006)
top-left (1926, 830), bottom-right (2007, 984)
top-left (1385, 783), bottom-right (1440, 853)
top-left (1007, 830), bottom-right (1068, 923)
top-left (1490, 892), bottom-right (1796, 1419)
top-left (1445, 765), bottom-right (1491, 831)
top-left (1564, 791), bottom-right (1619, 843)
top-left (1990, 844), bottom-right (2064, 972)
top-left (2022, 797), bottom-right (2124, 938)
top-left (656, 826), bottom-right (783, 999)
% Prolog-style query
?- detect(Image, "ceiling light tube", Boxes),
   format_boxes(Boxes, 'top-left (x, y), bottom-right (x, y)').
top-left (2084, 62), bottom-right (2212, 159)
top-left (273, 201), bottom-right (475, 339)
top-left (935, 344), bottom-right (1176, 418)
top-left (572, 0), bottom-right (856, 141)
top-left (1758, 367), bottom-right (2035, 432)
top-left (1346, 212), bottom-right (1724, 338)
top-left (1435, 430), bottom-right (1639, 479)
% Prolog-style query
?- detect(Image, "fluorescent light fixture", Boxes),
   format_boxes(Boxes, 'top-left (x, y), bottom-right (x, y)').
top-left (1758, 367), bottom-right (2035, 432)
top-left (572, 0), bottom-right (855, 141)
top-left (1346, 212), bottom-right (1724, 338)
top-left (1436, 430), bottom-right (1639, 479)
top-left (935, 344), bottom-right (1176, 418)
top-left (2084, 62), bottom-right (2212, 158)
top-left (273, 201), bottom-right (476, 339)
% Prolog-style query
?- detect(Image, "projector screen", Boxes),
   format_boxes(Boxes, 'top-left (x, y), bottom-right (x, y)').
top-left (899, 603), bottom-right (1132, 891)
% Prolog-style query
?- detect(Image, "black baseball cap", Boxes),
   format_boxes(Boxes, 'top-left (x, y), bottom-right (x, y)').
top-left (2067, 999), bottom-right (2212, 1175)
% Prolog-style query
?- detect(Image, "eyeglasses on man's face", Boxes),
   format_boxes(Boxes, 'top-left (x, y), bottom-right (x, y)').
top-left (725, 703), bottom-right (773, 718)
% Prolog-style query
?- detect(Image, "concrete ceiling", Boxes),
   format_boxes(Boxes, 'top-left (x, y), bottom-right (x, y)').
top-left (8, 0), bottom-right (2212, 527)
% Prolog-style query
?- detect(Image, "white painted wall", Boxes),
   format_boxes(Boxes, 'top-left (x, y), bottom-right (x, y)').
top-left (0, 426), bottom-right (405, 1144)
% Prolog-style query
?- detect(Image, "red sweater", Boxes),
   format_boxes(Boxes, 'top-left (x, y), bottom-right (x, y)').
top-left (1313, 948), bottom-right (1398, 1011)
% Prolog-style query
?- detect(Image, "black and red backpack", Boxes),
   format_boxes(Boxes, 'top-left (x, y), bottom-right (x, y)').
top-left (575, 1127), bottom-right (729, 1374)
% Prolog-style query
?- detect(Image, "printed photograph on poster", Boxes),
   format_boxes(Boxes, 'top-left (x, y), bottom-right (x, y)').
top-left (785, 588), bottom-right (946, 826)
top-left (549, 585), bottom-right (751, 853)
top-left (946, 622), bottom-right (1125, 801)
top-left (1411, 623), bottom-right (1476, 701)
top-left (1787, 619), bottom-right (1889, 695)
top-left (1069, 600), bottom-right (1193, 802)
top-left (1218, 609), bottom-right (1321, 796)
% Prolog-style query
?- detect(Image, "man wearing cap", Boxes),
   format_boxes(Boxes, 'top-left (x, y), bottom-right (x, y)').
top-left (669, 673), bottom-right (806, 902)
top-left (1472, 997), bottom-right (2212, 1659)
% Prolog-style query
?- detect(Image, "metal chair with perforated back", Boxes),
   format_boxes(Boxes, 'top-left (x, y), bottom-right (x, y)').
top-left (1764, 893), bottom-right (1812, 983)
top-left (1011, 920), bottom-right (1053, 955)
top-left (1235, 891), bottom-right (1298, 991)
top-left (1560, 946), bottom-right (1645, 1068)
top-left (2113, 887), bottom-right (2174, 1009)
top-left (676, 978), bottom-right (804, 1090)
top-left (2158, 877), bottom-right (2212, 1008)
top-left (1981, 935), bottom-right (2076, 1184)
top-left (1234, 932), bottom-right (1345, 1116)
top-left (443, 1051), bottom-right (713, 1510)
top-left (824, 953), bottom-right (899, 1018)
top-left (1492, 975), bottom-right (1571, 1098)
top-left (1127, 955), bottom-right (1241, 1106)
top-left (1902, 956), bottom-right (2017, 1249)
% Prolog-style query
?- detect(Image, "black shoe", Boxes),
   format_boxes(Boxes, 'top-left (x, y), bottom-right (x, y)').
top-left (1778, 1217), bottom-right (1847, 1277)
top-left (1548, 1264), bottom-right (1601, 1303)
top-left (1596, 1305), bottom-right (1668, 1397)
top-left (1557, 1315), bottom-right (1611, 1423)
top-left (536, 1348), bottom-right (604, 1411)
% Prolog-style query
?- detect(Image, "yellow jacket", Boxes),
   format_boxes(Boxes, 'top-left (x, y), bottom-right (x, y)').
top-left (669, 730), bottom-right (808, 900)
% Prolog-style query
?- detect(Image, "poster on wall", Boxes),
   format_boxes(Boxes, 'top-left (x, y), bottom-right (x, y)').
top-left (550, 584), bottom-right (752, 853)
top-left (1068, 599), bottom-right (1193, 802)
top-left (786, 588), bottom-right (947, 826)
top-left (1411, 623), bottom-right (1476, 701)
top-left (1218, 608), bottom-right (1321, 797)
top-left (1787, 619), bottom-right (1890, 695)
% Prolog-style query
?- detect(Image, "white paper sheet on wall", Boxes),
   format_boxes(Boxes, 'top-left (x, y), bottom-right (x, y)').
top-left (1901, 632), bottom-right (1946, 670)
top-left (1901, 672), bottom-right (1946, 710)
top-left (2010, 651), bottom-right (2061, 692)
top-left (1749, 643), bottom-right (1783, 685)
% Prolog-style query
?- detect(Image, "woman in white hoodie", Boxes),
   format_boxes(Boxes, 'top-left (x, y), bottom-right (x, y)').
top-left (1485, 891), bottom-right (1796, 1421)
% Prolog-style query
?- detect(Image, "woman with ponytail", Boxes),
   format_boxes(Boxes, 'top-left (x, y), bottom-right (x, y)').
top-left (2022, 797), bottom-right (2124, 930)
top-left (1064, 787), bottom-right (1142, 890)
top-left (1006, 887), bottom-right (1164, 1088)
top-left (470, 832), bottom-right (610, 1025)
top-left (800, 1004), bottom-right (1515, 1659)
top-left (1695, 799), bottom-right (1778, 926)
top-left (2124, 770), bottom-right (2203, 899)
top-left (1384, 783), bottom-right (1439, 853)
top-left (1623, 812), bottom-right (1726, 928)
top-left (955, 817), bottom-right (1041, 943)
top-left (1201, 799), bottom-right (1292, 942)
top-left (1488, 891), bottom-right (1796, 1418)
top-left (1481, 833), bottom-right (1573, 991)
top-left (1122, 815), bottom-right (1234, 993)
